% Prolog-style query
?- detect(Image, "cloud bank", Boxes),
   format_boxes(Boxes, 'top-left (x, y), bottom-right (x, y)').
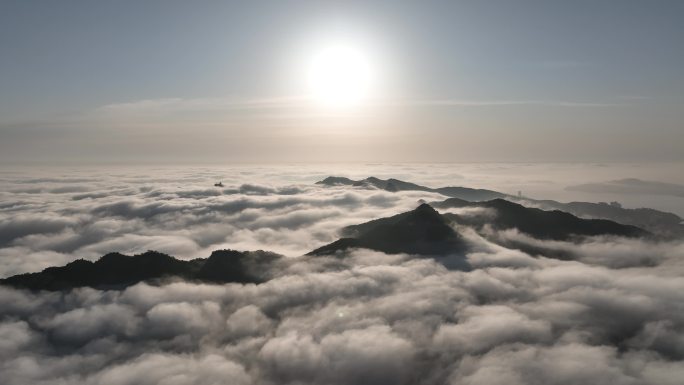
top-left (0, 165), bottom-right (682, 384)
top-left (0, 166), bottom-right (453, 277)
top-left (1, 243), bottom-right (683, 384)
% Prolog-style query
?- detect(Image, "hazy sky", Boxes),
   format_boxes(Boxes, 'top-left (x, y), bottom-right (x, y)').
top-left (1, 0), bottom-right (682, 163)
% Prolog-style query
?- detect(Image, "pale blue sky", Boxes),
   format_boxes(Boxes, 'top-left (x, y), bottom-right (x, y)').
top-left (1, 0), bottom-right (682, 163)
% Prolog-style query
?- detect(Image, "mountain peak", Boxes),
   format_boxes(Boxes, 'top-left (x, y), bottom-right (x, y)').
top-left (315, 176), bottom-right (356, 186)
top-left (308, 203), bottom-right (467, 257)
top-left (414, 202), bottom-right (440, 215)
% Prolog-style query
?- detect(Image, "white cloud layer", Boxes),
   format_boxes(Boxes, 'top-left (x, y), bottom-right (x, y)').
top-left (1, 245), bottom-right (683, 384)
top-left (0, 165), bottom-right (683, 384)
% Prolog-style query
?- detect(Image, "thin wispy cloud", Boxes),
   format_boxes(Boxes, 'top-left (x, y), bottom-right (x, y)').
top-left (0, 95), bottom-right (631, 132)
top-left (95, 96), bottom-right (311, 115)
top-left (94, 96), bottom-right (623, 115)
top-left (5, 95), bottom-right (621, 136)
top-left (402, 98), bottom-right (623, 108)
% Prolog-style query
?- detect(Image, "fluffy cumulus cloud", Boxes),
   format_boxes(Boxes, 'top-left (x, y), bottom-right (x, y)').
top-left (0, 165), bottom-right (683, 384)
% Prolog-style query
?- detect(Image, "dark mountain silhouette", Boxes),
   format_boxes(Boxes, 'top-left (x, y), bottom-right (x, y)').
top-left (316, 176), bottom-right (505, 201)
top-left (316, 176), bottom-right (357, 186)
top-left (434, 198), bottom-right (649, 240)
top-left (1, 198), bottom-right (659, 291)
top-left (531, 199), bottom-right (683, 238)
top-left (311, 199), bottom-right (649, 260)
top-left (196, 249), bottom-right (279, 283)
top-left (308, 203), bottom-right (468, 256)
top-left (1, 249), bottom-right (281, 291)
top-left (316, 176), bottom-right (682, 237)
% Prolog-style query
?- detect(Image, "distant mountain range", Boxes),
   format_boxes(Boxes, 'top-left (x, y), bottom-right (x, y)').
top-left (2, 176), bottom-right (674, 291)
top-left (530, 199), bottom-right (682, 237)
top-left (317, 176), bottom-right (683, 237)
top-left (434, 198), bottom-right (648, 240)
top-left (316, 176), bottom-right (506, 201)
top-left (316, 199), bottom-right (647, 260)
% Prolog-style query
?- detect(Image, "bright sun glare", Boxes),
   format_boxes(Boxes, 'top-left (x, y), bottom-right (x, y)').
top-left (306, 41), bottom-right (376, 108)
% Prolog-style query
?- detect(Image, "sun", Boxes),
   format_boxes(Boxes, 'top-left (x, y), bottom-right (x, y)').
top-left (305, 41), bottom-right (376, 108)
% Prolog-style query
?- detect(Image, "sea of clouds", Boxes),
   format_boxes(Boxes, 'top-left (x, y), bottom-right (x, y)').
top-left (0, 164), bottom-right (683, 384)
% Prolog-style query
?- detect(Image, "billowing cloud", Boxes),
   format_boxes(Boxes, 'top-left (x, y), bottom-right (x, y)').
top-left (0, 167), bottom-right (451, 276)
top-left (1, 238), bottom-right (683, 384)
top-left (0, 166), bottom-right (683, 384)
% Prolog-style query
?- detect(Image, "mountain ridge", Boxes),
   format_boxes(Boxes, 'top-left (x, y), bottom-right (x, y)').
top-left (316, 176), bottom-right (505, 201)
top-left (316, 175), bottom-right (683, 237)
top-left (1, 199), bottom-right (655, 291)
top-left (435, 198), bottom-right (649, 240)
top-left (1, 249), bottom-right (280, 291)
